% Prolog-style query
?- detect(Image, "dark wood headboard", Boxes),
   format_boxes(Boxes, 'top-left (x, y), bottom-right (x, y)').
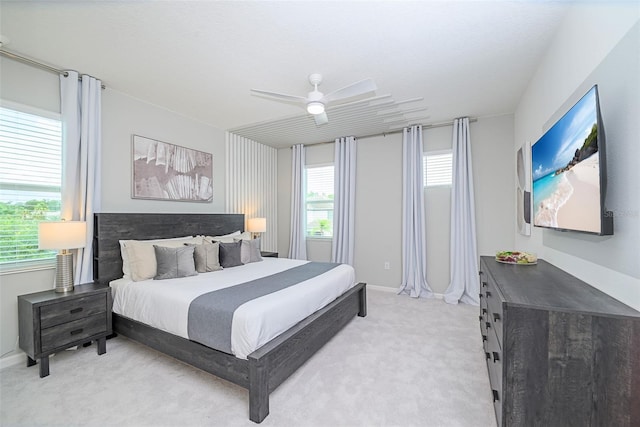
top-left (93, 213), bottom-right (244, 285)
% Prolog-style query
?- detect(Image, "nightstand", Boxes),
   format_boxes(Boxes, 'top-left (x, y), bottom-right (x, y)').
top-left (18, 283), bottom-right (112, 378)
top-left (261, 251), bottom-right (278, 258)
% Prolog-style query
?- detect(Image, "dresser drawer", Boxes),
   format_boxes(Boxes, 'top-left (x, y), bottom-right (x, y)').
top-left (480, 315), bottom-right (489, 351)
top-left (484, 284), bottom-right (504, 348)
top-left (40, 294), bottom-right (106, 328)
top-left (41, 313), bottom-right (107, 353)
top-left (486, 329), bottom-right (503, 390)
top-left (486, 327), bottom-right (504, 427)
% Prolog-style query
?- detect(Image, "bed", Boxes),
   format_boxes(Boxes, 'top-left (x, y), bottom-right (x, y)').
top-left (93, 213), bottom-right (367, 423)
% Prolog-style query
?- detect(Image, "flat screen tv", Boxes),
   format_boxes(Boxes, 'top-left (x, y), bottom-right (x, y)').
top-left (531, 85), bottom-right (613, 235)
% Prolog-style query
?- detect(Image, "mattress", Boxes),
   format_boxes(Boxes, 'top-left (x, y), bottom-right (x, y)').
top-left (110, 258), bottom-right (356, 359)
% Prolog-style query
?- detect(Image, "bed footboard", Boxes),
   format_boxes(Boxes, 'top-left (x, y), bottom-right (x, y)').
top-left (247, 282), bottom-right (367, 423)
top-left (112, 282), bottom-right (366, 423)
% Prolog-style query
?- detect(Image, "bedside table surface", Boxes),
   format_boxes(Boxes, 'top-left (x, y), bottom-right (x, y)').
top-left (18, 283), bottom-right (109, 305)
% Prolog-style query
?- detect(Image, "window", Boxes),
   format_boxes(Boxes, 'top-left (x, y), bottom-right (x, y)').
top-left (424, 150), bottom-right (453, 187)
top-left (305, 165), bottom-right (334, 238)
top-left (0, 105), bottom-right (62, 268)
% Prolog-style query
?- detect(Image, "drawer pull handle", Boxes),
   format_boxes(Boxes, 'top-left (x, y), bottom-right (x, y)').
top-left (479, 293), bottom-right (483, 299)
top-left (70, 328), bottom-right (84, 336)
top-left (482, 334), bottom-right (487, 342)
top-left (482, 308), bottom-right (487, 315)
top-left (486, 291), bottom-right (492, 298)
top-left (493, 313), bottom-right (501, 322)
top-left (492, 352), bottom-right (500, 362)
top-left (485, 352), bottom-right (491, 360)
top-left (482, 281), bottom-right (488, 288)
top-left (70, 307), bottom-right (83, 314)
top-left (492, 390), bottom-right (499, 402)
top-left (479, 315), bottom-right (483, 322)
top-left (486, 322), bottom-right (491, 329)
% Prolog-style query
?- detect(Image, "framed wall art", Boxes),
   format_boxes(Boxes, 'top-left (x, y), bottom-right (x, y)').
top-left (132, 135), bottom-right (213, 202)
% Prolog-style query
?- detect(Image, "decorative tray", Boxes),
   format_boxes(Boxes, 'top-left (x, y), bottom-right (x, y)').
top-left (495, 251), bottom-right (537, 265)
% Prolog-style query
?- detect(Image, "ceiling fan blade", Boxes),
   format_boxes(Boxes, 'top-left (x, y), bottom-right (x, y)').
top-left (250, 89), bottom-right (307, 104)
top-left (322, 78), bottom-right (377, 104)
top-left (314, 111), bottom-right (329, 126)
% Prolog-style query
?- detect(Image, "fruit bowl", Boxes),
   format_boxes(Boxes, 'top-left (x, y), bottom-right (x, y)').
top-left (495, 251), bottom-right (537, 265)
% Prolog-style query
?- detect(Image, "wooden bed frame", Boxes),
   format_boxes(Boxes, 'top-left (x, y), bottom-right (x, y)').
top-left (93, 213), bottom-right (367, 423)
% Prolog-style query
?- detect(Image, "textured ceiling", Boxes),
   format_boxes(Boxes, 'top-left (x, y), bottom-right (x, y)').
top-left (0, 1), bottom-right (569, 147)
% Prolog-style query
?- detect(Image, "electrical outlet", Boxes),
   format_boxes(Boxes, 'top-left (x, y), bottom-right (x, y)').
top-left (384, 262), bottom-right (390, 270)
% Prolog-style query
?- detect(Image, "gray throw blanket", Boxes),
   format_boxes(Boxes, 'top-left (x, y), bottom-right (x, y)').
top-left (187, 262), bottom-right (340, 354)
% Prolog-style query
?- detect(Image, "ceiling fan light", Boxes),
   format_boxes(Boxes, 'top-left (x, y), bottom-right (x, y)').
top-left (307, 101), bottom-right (325, 115)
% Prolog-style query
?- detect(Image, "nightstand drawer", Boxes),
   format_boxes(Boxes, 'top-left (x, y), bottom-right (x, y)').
top-left (40, 294), bottom-right (106, 328)
top-left (41, 313), bottom-right (107, 353)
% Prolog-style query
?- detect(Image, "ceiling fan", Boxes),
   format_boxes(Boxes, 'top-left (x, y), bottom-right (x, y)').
top-left (250, 73), bottom-right (377, 125)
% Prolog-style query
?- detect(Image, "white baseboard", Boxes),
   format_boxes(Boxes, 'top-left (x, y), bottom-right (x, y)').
top-left (366, 284), bottom-right (444, 299)
top-left (0, 351), bottom-right (25, 370)
top-left (366, 284), bottom-right (397, 293)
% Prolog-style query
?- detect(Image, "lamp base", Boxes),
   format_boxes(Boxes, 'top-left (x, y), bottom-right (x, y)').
top-left (55, 252), bottom-right (75, 293)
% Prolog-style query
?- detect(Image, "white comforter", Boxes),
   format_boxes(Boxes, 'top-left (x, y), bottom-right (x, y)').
top-left (110, 258), bottom-right (356, 359)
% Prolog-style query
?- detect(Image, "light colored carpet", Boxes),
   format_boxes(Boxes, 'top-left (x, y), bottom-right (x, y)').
top-left (0, 289), bottom-right (496, 427)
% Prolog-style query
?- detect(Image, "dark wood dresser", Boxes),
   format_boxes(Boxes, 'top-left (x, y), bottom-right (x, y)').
top-left (18, 283), bottom-right (112, 377)
top-left (479, 256), bottom-right (640, 427)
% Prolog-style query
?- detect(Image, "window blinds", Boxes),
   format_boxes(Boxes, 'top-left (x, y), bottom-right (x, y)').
top-left (424, 150), bottom-right (453, 187)
top-left (0, 106), bottom-right (61, 264)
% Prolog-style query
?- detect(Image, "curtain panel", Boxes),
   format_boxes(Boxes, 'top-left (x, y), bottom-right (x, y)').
top-left (331, 136), bottom-right (356, 265)
top-left (398, 125), bottom-right (433, 298)
top-left (288, 144), bottom-right (307, 260)
top-left (444, 117), bottom-right (479, 305)
top-left (60, 71), bottom-right (102, 284)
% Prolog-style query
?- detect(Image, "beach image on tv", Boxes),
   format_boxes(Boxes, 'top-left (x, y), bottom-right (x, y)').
top-left (531, 86), bottom-right (601, 233)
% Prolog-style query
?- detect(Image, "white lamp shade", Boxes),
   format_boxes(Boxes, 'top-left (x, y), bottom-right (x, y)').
top-left (39, 221), bottom-right (87, 250)
top-left (306, 102), bottom-right (325, 115)
top-left (247, 217), bottom-right (267, 233)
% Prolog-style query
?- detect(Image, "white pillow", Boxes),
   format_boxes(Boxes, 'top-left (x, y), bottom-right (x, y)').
top-left (119, 236), bottom-right (200, 279)
top-left (205, 230), bottom-right (252, 243)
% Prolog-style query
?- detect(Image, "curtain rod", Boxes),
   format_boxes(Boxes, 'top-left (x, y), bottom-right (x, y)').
top-left (0, 47), bottom-right (106, 89)
top-left (298, 117), bottom-right (478, 147)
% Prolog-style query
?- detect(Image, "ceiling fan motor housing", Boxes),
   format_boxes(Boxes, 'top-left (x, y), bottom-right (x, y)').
top-left (308, 73), bottom-right (323, 86)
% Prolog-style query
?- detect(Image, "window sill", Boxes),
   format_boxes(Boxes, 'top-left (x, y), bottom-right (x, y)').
top-left (305, 236), bottom-right (333, 242)
top-left (0, 260), bottom-right (56, 276)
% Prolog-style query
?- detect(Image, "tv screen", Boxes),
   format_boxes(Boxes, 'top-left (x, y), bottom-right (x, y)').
top-left (531, 85), bottom-right (613, 235)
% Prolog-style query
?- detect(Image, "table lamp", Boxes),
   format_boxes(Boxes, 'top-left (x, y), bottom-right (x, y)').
top-left (247, 217), bottom-right (266, 240)
top-left (38, 221), bottom-right (87, 293)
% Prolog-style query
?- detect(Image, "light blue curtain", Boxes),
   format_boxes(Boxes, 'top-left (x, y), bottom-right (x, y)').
top-left (60, 71), bottom-right (102, 284)
top-left (398, 125), bottom-right (433, 298)
top-left (444, 117), bottom-right (479, 305)
top-left (331, 136), bottom-right (356, 265)
top-left (288, 144), bottom-right (307, 260)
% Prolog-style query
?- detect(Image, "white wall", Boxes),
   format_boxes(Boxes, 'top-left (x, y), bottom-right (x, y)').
top-left (0, 57), bottom-right (60, 113)
top-left (102, 89), bottom-right (226, 213)
top-left (514, 5), bottom-right (640, 310)
top-left (277, 115), bottom-right (514, 294)
top-left (0, 58), bottom-right (228, 364)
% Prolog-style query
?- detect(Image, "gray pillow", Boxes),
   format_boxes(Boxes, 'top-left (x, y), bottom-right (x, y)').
top-left (153, 245), bottom-right (198, 280)
top-left (191, 241), bottom-right (223, 273)
top-left (219, 241), bottom-right (243, 268)
top-left (235, 237), bottom-right (263, 264)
